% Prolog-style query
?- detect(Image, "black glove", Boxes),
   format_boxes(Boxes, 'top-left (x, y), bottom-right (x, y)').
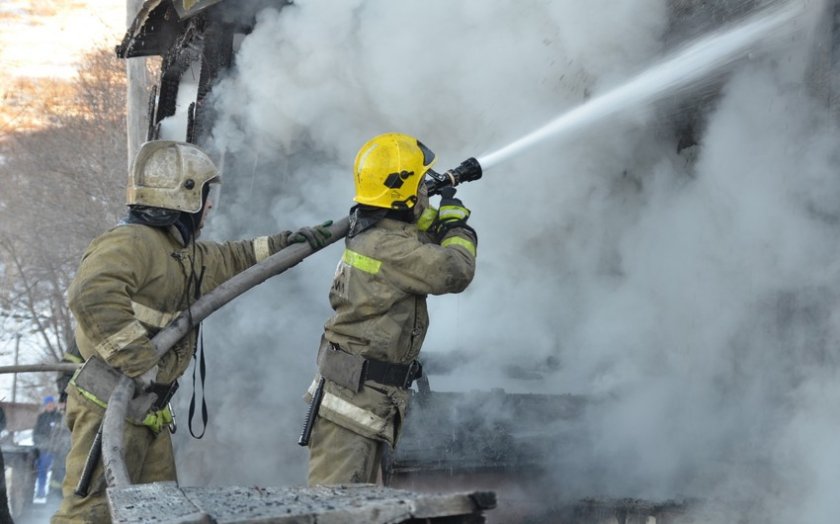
top-left (292, 220), bottom-right (333, 249)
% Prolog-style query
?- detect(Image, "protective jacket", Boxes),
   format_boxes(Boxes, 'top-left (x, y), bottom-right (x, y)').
top-left (68, 223), bottom-right (293, 383)
top-left (53, 222), bottom-right (294, 524)
top-left (315, 218), bottom-right (476, 446)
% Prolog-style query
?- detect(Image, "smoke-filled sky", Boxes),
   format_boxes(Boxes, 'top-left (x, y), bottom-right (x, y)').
top-left (171, 1), bottom-right (840, 522)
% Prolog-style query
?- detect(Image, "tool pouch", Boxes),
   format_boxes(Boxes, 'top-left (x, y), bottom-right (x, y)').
top-left (73, 356), bottom-right (123, 404)
top-left (317, 336), bottom-right (366, 392)
top-left (72, 356), bottom-right (159, 421)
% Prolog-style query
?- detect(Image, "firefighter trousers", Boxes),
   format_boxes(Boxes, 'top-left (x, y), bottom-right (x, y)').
top-left (307, 415), bottom-right (383, 486)
top-left (51, 388), bottom-right (176, 524)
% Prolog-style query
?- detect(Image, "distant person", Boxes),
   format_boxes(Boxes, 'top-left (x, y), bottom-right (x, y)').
top-left (52, 140), bottom-right (332, 523)
top-left (304, 133), bottom-right (477, 485)
top-left (33, 396), bottom-right (62, 502)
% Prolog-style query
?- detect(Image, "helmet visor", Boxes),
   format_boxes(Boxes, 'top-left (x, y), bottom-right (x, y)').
top-left (205, 181), bottom-right (222, 210)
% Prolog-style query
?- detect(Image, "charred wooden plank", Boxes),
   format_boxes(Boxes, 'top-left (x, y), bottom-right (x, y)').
top-left (108, 483), bottom-right (494, 523)
top-left (107, 481), bottom-right (212, 524)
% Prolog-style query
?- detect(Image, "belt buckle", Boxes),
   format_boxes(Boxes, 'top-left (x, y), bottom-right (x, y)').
top-left (403, 361), bottom-right (420, 389)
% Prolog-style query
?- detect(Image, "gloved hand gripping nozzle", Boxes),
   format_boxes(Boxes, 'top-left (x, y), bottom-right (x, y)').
top-left (424, 157), bottom-right (482, 196)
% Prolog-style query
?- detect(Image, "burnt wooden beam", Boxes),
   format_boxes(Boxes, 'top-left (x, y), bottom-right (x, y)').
top-left (108, 483), bottom-right (495, 523)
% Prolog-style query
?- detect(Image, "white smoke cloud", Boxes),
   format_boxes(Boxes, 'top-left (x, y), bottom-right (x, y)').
top-left (171, 1), bottom-right (840, 522)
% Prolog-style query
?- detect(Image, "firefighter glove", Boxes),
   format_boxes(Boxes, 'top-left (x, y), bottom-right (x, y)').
top-left (292, 220), bottom-right (333, 249)
top-left (434, 188), bottom-right (471, 236)
top-left (417, 206), bottom-right (438, 232)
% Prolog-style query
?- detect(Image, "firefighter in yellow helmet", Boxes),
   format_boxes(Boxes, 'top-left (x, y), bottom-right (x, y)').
top-left (52, 140), bottom-right (331, 523)
top-left (305, 133), bottom-right (477, 485)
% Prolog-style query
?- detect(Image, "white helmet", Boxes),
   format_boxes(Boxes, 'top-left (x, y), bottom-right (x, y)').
top-left (127, 140), bottom-right (220, 213)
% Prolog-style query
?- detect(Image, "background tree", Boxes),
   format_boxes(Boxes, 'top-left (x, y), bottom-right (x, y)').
top-left (0, 48), bottom-right (130, 395)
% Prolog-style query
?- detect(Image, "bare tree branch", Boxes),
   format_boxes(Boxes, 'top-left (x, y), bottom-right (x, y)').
top-left (0, 47), bottom-right (130, 383)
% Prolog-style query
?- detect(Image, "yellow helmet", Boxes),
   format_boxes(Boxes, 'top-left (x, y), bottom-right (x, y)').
top-left (127, 140), bottom-right (220, 213)
top-left (353, 133), bottom-right (436, 209)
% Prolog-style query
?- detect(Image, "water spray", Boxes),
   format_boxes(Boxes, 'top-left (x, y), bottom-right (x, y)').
top-left (465, 0), bottom-right (807, 174)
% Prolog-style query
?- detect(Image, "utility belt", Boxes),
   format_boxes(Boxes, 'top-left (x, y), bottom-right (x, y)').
top-left (69, 356), bottom-right (178, 434)
top-left (317, 340), bottom-right (423, 391)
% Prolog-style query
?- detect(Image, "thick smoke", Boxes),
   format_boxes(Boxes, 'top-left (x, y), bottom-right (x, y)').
top-left (172, 1), bottom-right (840, 522)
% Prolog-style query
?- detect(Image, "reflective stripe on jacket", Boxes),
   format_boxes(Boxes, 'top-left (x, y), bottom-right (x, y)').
top-left (324, 217), bottom-right (475, 364)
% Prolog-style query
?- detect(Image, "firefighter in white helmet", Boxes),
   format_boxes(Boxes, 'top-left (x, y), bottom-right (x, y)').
top-left (53, 140), bottom-right (331, 523)
top-left (304, 133), bottom-right (477, 485)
